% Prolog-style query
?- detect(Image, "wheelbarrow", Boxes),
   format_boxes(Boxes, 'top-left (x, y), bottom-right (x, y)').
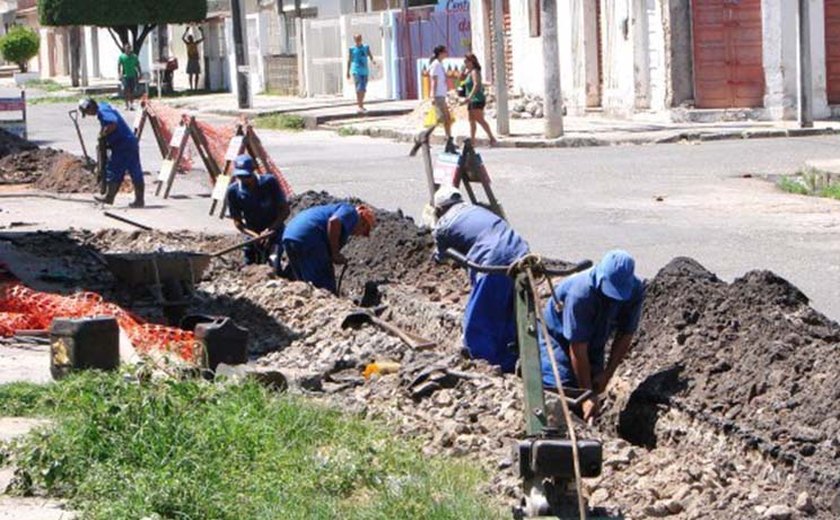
top-left (102, 251), bottom-right (212, 325)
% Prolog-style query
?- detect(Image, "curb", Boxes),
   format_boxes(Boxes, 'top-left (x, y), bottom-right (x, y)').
top-left (325, 123), bottom-right (839, 148)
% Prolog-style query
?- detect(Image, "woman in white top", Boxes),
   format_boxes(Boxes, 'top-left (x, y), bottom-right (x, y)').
top-left (429, 45), bottom-right (454, 151)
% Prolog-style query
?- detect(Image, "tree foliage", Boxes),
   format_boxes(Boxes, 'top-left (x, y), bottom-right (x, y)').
top-left (0, 25), bottom-right (40, 72)
top-left (39, 0), bottom-right (207, 27)
top-left (38, 0), bottom-right (207, 53)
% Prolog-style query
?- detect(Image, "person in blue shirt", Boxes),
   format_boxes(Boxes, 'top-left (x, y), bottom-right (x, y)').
top-left (538, 250), bottom-right (645, 421)
top-left (346, 34), bottom-right (375, 113)
top-left (225, 154), bottom-right (290, 275)
top-left (433, 186), bottom-right (530, 372)
top-left (283, 202), bottom-right (376, 294)
top-left (79, 98), bottom-right (145, 207)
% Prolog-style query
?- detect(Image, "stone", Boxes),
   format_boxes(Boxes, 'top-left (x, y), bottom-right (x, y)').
top-left (590, 488), bottom-right (609, 504)
top-left (795, 492), bottom-right (816, 515)
top-left (762, 505), bottom-right (794, 520)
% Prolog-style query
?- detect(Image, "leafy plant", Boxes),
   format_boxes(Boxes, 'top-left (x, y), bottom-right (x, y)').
top-left (1, 372), bottom-right (502, 520)
top-left (0, 25), bottom-right (40, 72)
top-left (253, 113), bottom-right (305, 131)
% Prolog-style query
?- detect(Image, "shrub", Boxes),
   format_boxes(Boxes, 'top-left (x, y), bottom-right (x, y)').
top-left (0, 25), bottom-right (40, 72)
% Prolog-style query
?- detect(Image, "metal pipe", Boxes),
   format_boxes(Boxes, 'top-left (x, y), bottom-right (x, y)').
top-left (103, 211), bottom-right (153, 231)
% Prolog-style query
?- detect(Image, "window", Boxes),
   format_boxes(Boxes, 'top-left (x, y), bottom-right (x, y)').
top-left (529, 0), bottom-right (541, 37)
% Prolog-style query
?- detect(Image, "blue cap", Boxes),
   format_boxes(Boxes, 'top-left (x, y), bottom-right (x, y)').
top-left (595, 250), bottom-right (636, 301)
top-left (233, 154), bottom-right (255, 178)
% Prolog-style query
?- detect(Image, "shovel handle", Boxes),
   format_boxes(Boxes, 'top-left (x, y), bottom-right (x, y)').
top-left (210, 230), bottom-right (277, 258)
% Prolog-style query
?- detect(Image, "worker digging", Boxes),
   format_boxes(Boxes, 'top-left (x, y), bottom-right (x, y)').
top-left (282, 201), bottom-right (376, 294)
top-left (78, 97), bottom-right (145, 208)
top-left (226, 154), bottom-right (290, 276)
top-left (0, 99), bottom-right (838, 520)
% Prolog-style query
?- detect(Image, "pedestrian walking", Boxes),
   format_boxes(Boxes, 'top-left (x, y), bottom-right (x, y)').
top-left (429, 45), bottom-right (456, 153)
top-left (347, 34), bottom-right (375, 113)
top-left (461, 54), bottom-right (497, 146)
top-left (118, 44), bottom-right (141, 111)
top-left (183, 26), bottom-right (205, 91)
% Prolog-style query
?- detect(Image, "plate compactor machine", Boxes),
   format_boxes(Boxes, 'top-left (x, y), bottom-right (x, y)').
top-left (443, 249), bottom-right (604, 519)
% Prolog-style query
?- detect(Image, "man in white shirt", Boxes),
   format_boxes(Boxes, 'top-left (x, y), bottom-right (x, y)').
top-left (429, 45), bottom-right (455, 153)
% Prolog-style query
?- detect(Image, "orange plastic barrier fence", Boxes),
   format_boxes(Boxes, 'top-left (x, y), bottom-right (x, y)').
top-left (0, 275), bottom-right (200, 364)
top-left (146, 101), bottom-right (293, 198)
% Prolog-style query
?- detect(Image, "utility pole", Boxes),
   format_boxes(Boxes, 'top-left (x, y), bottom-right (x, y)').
top-left (492, 0), bottom-right (509, 136)
top-left (541, 0), bottom-right (563, 137)
top-left (797, 0), bottom-right (813, 128)
top-left (231, 0), bottom-right (252, 109)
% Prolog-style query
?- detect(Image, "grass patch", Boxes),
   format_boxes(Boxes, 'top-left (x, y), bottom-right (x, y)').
top-left (253, 113), bottom-right (305, 131)
top-left (777, 168), bottom-right (840, 201)
top-left (25, 78), bottom-right (66, 93)
top-left (0, 372), bottom-right (501, 520)
top-left (338, 126), bottom-right (361, 137)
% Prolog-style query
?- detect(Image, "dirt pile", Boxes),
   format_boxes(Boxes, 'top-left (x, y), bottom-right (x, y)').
top-left (0, 148), bottom-right (97, 192)
top-left (0, 128), bottom-right (37, 158)
top-left (3, 201), bottom-right (839, 517)
top-left (606, 257), bottom-right (840, 517)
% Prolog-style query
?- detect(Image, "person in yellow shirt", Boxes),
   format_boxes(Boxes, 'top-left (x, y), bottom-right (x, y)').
top-left (182, 26), bottom-right (205, 91)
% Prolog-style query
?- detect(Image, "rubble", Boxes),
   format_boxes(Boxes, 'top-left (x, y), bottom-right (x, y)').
top-left (0, 128), bottom-right (97, 192)
top-left (2, 196), bottom-right (839, 518)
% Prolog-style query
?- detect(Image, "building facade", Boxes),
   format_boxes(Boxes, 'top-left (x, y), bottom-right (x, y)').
top-left (471, 0), bottom-right (840, 121)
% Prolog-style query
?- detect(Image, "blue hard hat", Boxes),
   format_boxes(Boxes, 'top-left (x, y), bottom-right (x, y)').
top-left (595, 250), bottom-right (636, 301)
top-left (233, 154), bottom-right (255, 177)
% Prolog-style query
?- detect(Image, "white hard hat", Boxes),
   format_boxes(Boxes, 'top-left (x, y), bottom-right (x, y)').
top-left (434, 185), bottom-right (463, 209)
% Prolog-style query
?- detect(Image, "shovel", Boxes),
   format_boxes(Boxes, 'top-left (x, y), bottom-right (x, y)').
top-left (341, 308), bottom-right (436, 350)
top-left (68, 109), bottom-right (94, 167)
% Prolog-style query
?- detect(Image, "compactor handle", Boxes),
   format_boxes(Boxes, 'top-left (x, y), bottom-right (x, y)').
top-left (443, 248), bottom-right (593, 277)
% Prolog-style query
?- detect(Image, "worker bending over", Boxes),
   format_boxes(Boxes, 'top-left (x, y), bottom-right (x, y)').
top-left (282, 202), bottom-right (376, 294)
top-left (79, 98), bottom-right (144, 208)
top-left (433, 186), bottom-right (529, 372)
top-left (539, 250), bottom-right (645, 421)
top-left (225, 154), bottom-right (290, 275)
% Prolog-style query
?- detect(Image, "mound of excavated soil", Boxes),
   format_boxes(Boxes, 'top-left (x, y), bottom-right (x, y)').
top-left (4, 199), bottom-right (839, 517)
top-left (0, 148), bottom-right (97, 192)
top-left (612, 257), bottom-right (840, 516)
top-left (0, 128), bottom-right (37, 159)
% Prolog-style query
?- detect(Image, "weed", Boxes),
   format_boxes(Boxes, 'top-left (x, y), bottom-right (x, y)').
top-left (24, 79), bottom-right (65, 93)
top-left (338, 126), bottom-right (361, 137)
top-left (253, 113), bottom-right (305, 131)
top-left (1, 372), bottom-right (501, 519)
top-left (777, 168), bottom-right (840, 201)
top-left (777, 176), bottom-right (810, 196)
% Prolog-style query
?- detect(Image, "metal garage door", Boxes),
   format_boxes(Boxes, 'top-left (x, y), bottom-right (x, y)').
top-left (826, 0), bottom-right (840, 104)
top-left (692, 0), bottom-right (764, 108)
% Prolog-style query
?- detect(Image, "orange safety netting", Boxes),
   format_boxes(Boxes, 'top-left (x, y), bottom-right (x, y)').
top-left (0, 275), bottom-right (200, 364)
top-left (145, 100), bottom-right (293, 198)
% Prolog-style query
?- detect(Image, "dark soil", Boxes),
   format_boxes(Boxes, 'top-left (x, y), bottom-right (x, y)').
top-left (4, 198), bottom-right (840, 516)
top-left (0, 148), bottom-right (96, 192)
top-left (617, 257), bottom-right (840, 513)
top-left (0, 128), bottom-right (37, 159)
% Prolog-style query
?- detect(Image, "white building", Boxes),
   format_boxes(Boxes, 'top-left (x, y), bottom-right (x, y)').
top-left (471, 0), bottom-right (840, 121)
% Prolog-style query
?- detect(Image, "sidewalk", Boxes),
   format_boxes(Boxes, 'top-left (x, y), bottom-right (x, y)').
top-left (327, 109), bottom-right (840, 147)
top-left (163, 92), bottom-right (416, 123)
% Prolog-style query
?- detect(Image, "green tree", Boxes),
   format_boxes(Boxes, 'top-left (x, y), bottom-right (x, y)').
top-left (0, 25), bottom-right (40, 72)
top-left (38, 0), bottom-right (207, 54)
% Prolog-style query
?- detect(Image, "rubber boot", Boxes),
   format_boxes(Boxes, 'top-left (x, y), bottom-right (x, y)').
top-left (129, 181), bottom-right (145, 208)
top-left (94, 182), bottom-right (120, 205)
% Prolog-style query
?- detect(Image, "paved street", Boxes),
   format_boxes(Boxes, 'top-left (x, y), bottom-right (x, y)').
top-left (3, 101), bottom-right (840, 319)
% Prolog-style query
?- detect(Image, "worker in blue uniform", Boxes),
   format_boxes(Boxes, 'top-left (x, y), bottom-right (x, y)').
top-left (225, 154), bottom-right (290, 275)
top-left (538, 250), bottom-right (645, 421)
top-left (432, 186), bottom-right (530, 373)
top-left (282, 202), bottom-right (376, 294)
top-left (79, 98), bottom-right (145, 208)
